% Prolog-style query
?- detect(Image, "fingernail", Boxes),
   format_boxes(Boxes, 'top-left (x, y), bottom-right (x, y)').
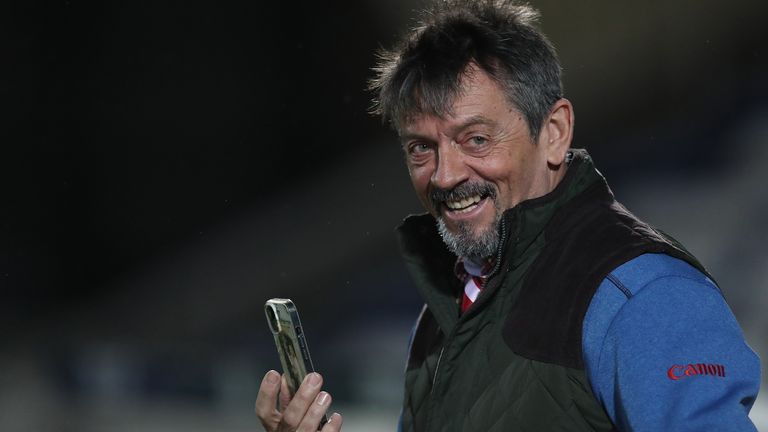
top-left (307, 372), bottom-right (321, 386)
top-left (265, 371), bottom-right (279, 385)
top-left (328, 412), bottom-right (341, 424)
top-left (316, 391), bottom-right (330, 406)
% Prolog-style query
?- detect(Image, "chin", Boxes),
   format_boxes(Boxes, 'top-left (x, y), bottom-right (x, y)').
top-left (436, 217), bottom-right (500, 260)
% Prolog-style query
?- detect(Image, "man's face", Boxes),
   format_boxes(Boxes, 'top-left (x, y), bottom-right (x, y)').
top-left (400, 67), bottom-right (560, 260)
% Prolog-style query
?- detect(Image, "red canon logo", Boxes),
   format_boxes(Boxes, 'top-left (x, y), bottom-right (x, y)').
top-left (667, 363), bottom-right (725, 380)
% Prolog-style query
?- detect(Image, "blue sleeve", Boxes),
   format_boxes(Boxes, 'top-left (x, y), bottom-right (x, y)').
top-left (582, 253), bottom-right (761, 432)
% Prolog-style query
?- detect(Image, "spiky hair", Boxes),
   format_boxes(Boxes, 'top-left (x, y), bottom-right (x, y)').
top-left (369, 0), bottom-right (562, 139)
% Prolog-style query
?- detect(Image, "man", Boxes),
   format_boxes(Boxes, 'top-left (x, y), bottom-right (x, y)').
top-left (255, 1), bottom-right (761, 430)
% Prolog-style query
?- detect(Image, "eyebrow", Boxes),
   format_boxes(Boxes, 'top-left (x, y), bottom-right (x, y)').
top-left (400, 115), bottom-right (498, 143)
top-left (449, 115), bottom-right (497, 135)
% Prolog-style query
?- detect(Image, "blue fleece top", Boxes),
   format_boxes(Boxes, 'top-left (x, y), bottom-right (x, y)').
top-left (582, 253), bottom-right (761, 431)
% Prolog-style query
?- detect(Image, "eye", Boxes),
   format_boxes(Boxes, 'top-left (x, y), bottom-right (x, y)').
top-left (404, 141), bottom-right (435, 164)
top-left (408, 141), bottom-right (433, 155)
top-left (469, 136), bottom-right (488, 146)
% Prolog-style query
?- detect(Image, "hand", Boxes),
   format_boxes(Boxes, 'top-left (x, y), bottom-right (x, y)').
top-left (255, 370), bottom-right (343, 432)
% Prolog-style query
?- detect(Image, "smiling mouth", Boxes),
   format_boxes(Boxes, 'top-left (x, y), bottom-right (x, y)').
top-left (443, 194), bottom-right (487, 213)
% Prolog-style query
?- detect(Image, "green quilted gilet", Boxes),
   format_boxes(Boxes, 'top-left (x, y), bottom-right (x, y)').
top-left (396, 150), bottom-right (616, 431)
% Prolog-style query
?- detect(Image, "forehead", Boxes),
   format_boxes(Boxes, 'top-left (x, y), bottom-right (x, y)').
top-left (400, 68), bottom-right (517, 136)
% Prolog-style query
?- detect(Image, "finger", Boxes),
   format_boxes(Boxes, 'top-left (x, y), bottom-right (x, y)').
top-left (255, 370), bottom-right (282, 429)
top-left (280, 372), bottom-right (323, 428)
top-left (297, 391), bottom-right (332, 432)
top-left (322, 413), bottom-right (343, 432)
top-left (278, 375), bottom-right (291, 412)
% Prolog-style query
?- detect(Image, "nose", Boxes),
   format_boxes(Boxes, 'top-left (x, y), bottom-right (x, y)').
top-left (431, 143), bottom-right (469, 190)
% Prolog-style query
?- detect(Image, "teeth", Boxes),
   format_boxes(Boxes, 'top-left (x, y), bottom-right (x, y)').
top-left (446, 195), bottom-right (482, 210)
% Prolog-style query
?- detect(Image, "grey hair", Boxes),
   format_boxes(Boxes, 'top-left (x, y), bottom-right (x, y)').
top-left (369, 0), bottom-right (563, 140)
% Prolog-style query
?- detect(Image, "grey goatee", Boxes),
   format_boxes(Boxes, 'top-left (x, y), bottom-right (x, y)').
top-left (430, 182), bottom-right (501, 261)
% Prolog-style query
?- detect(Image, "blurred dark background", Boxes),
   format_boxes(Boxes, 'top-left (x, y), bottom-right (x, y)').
top-left (2, 0), bottom-right (767, 430)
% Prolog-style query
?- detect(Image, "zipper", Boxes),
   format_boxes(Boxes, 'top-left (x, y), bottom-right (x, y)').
top-left (487, 212), bottom-right (510, 279)
top-left (430, 347), bottom-right (445, 394)
top-left (425, 212), bottom-right (513, 427)
top-left (425, 341), bottom-right (449, 430)
top-left (430, 214), bottom-right (511, 391)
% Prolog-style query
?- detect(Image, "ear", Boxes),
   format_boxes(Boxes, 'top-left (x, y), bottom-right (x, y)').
top-left (537, 98), bottom-right (574, 166)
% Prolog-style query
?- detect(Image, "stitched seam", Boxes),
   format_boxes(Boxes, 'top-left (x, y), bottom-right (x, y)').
top-left (606, 273), bottom-right (632, 299)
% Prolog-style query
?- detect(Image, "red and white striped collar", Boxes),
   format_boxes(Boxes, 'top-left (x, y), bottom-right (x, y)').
top-left (454, 257), bottom-right (495, 283)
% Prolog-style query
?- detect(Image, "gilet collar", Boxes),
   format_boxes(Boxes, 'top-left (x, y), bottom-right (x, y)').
top-left (396, 149), bottom-right (606, 328)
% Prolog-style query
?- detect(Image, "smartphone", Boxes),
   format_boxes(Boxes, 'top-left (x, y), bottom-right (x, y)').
top-left (264, 298), bottom-right (323, 400)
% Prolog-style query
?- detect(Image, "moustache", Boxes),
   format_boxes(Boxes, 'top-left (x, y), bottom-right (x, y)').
top-left (429, 182), bottom-right (497, 212)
